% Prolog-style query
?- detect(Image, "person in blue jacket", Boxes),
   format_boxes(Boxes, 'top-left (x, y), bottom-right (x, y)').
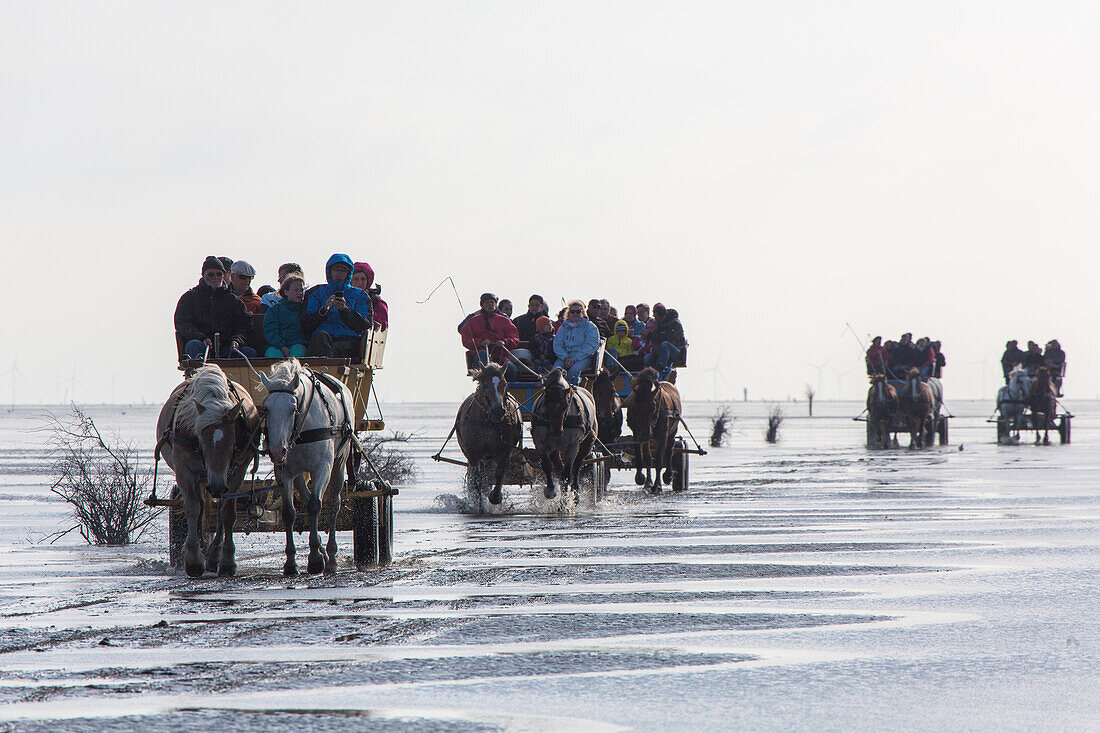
top-left (553, 299), bottom-right (601, 385)
top-left (302, 253), bottom-right (373, 358)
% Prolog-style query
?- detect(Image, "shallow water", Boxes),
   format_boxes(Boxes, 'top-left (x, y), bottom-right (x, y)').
top-left (0, 400), bottom-right (1098, 731)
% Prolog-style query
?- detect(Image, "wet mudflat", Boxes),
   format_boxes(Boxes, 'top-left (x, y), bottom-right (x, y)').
top-left (1, 401), bottom-right (1098, 731)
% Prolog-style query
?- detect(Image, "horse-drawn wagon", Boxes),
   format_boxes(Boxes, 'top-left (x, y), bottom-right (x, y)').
top-left (432, 339), bottom-right (705, 509)
top-left (856, 369), bottom-right (950, 449)
top-left (990, 364), bottom-right (1071, 444)
top-left (149, 328), bottom-right (397, 574)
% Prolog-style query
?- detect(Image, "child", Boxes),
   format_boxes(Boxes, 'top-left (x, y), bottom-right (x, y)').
top-left (263, 275), bottom-right (308, 358)
top-left (530, 316), bottom-right (556, 375)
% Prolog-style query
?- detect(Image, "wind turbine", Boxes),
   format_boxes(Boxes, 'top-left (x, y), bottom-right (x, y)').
top-left (804, 358), bottom-right (833, 398)
top-left (699, 350), bottom-right (728, 401)
top-left (2, 356), bottom-right (28, 406)
top-left (63, 363), bottom-right (84, 404)
top-left (831, 364), bottom-right (856, 399)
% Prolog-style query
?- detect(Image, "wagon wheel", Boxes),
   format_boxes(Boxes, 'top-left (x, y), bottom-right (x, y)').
top-left (1059, 416), bottom-right (1071, 444)
top-left (377, 492), bottom-right (394, 564)
top-left (996, 417), bottom-right (1008, 444)
top-left (672, 446), bottom-right (690, 492)
top-left (938, 418), bottom-right (949, 446)
top-left (352, 491), bottom-right (380, 568)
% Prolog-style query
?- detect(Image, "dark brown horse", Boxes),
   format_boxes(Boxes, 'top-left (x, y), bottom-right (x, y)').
top-left (897, 368), bottom-right (942, 449)
top-left (456, 363), bottom-right (522, 506)
top-left (866, 373), bottom-right (897, 449)
top-left (531, 368), bottom-right (597, 500)
top-left (625, 367), bottom-right (682, 492)
top-left (592, 369), bottom-right (623, 451)
top-left (155, 366), bottom-right (260, 577)
top-left (1027, 366), bottom-right (1058, 445)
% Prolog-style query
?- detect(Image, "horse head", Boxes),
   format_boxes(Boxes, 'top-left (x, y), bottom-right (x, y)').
top-left (470, 363), bottom-right (509, 422)
top-left (867, 373), bottom-right (895, 410)
top-left (183, 366), bottom-right (245, 497)
top-left (541, 367), bottom-right (571, 436)
top-left (261, 359), bottom-right (304, 467)
top-left (592, 368), bottom-right (621, 419)
top-left (626, 367), bottom-right (660, 443)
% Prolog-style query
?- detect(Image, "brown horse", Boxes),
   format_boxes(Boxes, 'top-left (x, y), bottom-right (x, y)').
top-left (531, 368), bottom-right (597, 500)
top-left (1027, 366), bottom-right (1058, 444)
top-left (156, 366), bottom-right (260, 577)
top-left (897, 368), bottom-right (941, 449)
top-left (456, 363), bottom-right (522, 506)
top-left (625, 367), bottom-right (682, 492)
top-left (592, 369), bottom-right (623, 451)
top-left (866, 374), bottom-right (897, 449)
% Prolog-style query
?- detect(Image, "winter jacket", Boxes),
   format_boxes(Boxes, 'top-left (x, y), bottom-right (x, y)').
top-left (460, 311), bottom-right (520, 364)
top-left (260, 291), bottom-right (282, 310)
top-left (647, 311), bottom-right (686, 351)
top-left (553, 318), bottom-right (600, 361)
top-left (263, 299), bottom-right (307, 349)
top-left (371, 296), bottom-right (389, 329)
top-left (302, 253), bottom-right (373, 340)
top-left (1044, 346), bottom-right (1065, 370)
top-left (174, 279), bottom-right (252, 347)
top-left (606, 320), bottom-right (636, 357)
top-left (1023, 349), bottom-right (1044, 371)
top-left (236, 289), bottom-right (263, 315)
top-left (530, 331), bottom-right (556, 369)
top-left (1000, 347), bottom-right (1025, 375)
top-left (866, 345), bottom-right (889, 372)
top-left (889, 342), bottom-right (920, 370)
top-left (625, 318), bottom-right (646, 339)
top-left (513, 311), bottom-right (546, 342)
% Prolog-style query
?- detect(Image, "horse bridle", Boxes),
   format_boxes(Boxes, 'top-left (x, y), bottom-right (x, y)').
top-left (265, 369), bottom-right (351, 447)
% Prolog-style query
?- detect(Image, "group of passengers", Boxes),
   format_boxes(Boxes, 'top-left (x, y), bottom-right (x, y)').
top-left (1001, 339), bottom-right (1065, 394)
top-left (864, 333), bottom-right (945, 380)
top-left (459, 293), bottom-right (687, 385)
top-left (174, 254), bottom-right (388, 362)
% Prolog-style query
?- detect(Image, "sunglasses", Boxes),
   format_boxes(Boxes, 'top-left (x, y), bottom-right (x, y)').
top-left (569, 308), bottom-right (583, 314)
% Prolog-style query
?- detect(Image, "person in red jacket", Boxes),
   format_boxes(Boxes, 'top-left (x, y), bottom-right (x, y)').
top-left (865, 336), bottom-right (889, 375)
top-left (460, 292), bottom-right (520, 379)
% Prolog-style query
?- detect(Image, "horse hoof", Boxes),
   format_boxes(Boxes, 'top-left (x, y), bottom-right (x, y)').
top-left (647, 484), bottom-right (661, 495)
top-left (185, 563), bottom-right (205, 578)
top-left (205, 557), bottom-right (219, 573)
top-left (283, 562), bottom-right (299, 577)
top-left (544, 485), bottom-right (558, 500)
top-left (662, 471), bottom-right (672, 484)
top-left (307, 552), bottom-right (326, 575)
top-left (488, 488), bottom-right (502, 505)
top-left (217, 563), bottom-right (236, 578)
top-left (634, 472), bottom-right (646, 486)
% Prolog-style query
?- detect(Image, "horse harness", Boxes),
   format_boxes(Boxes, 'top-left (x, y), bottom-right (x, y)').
top-left (531, 386), bottom-right (595, 436)
top-left (265, 368), bottom-right (354, 451)
top-left (156, 379), bottom-right (261, 476)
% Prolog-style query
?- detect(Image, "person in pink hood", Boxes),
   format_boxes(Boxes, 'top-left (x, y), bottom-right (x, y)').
top-left (352, 261), bottom-right (389, 329)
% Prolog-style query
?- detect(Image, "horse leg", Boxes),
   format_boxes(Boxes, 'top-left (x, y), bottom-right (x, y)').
top-left (540, 452), bottom-right (558, 499)
top-left (633, 443), bottom-right (646, 486)
top-left (569, 435), bottom-right (595, 498)
top-left (205, 502), bottom-right (223, 574)
top-left (181, 479), bottom-right (205, 578)
top-left (279, 473), bottom-right (299, 577)
top-left (306, 461), bottom-right (333, 575)
top-left (324, 454), bottom-right (347, 574)
top-left (217, 496), bottom-right (237, 577)
top-left (489, 449), bottom-right (507, 505)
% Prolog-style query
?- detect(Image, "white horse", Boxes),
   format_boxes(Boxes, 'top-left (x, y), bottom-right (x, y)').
top-left (997, 367), bottom-right (1032, 444)
top-left (260, 359), bottom-right (355, 576)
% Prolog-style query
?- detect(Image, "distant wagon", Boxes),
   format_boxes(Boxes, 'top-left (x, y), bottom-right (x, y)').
top-left (990, 363), bottom-right (1071, 445)
top-left (433, 338), bottom-right (704, 508)
top-left (856, 369), bottom-right (949, 449)
top-left (149, 328), bottom-right (397, 569)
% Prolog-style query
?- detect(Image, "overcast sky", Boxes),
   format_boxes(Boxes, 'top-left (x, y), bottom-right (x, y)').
top-left (3, 1), bottom-right (1099, 406)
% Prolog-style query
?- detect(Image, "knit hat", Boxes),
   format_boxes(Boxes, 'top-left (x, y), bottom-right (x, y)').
top-left (218, 256), bottom-right (234, 272)
top-left (230, 260), bottom-right (256, 277)
top-left (536, 315), bottom-right (551, 331)
top-left (202, 255), bottom-right (225, 273)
